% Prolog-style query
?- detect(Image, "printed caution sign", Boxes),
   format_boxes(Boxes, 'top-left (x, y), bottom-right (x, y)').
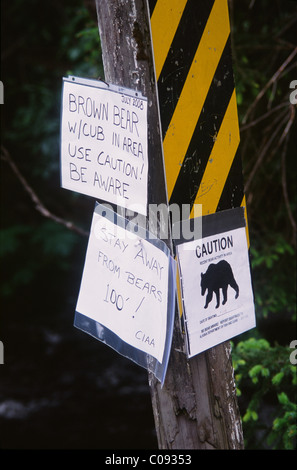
top-left (174, 207), bottom-right (256, 358)
top-left (148, 0), bottom-right (247, 231)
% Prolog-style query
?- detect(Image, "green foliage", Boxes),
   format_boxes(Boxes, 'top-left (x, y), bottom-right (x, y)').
top-left (250, 234), bottom-right (296, 319)
top-left (230, 2), bottom-right (297, 449)
top-left (269, 392), bottom-right (297, 450)
top-left (60, 6), bottom-right (103, 78)
top-left (232, 0), bottom-right (297, 242)
top-left (233, 338), bottom-right (297, 449)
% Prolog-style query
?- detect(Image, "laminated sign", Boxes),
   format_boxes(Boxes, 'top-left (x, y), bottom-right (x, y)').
top-left (60, 76), bottom-right (148, 215)
top-left (175, 207), bottom-right (256, 357)
top-left (74, 203), bottom-right (176, 385)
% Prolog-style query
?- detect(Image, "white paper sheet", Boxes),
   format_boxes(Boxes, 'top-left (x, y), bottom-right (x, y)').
top-left (60, 77), bottom-right (148, 215)
top-left (76, 207), bottom-right (170, 363)
top-left (177, 222), bottom-right (256, 357)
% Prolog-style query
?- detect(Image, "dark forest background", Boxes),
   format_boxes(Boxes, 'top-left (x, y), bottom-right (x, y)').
top-left (0, 0), bottom-right (296, 449)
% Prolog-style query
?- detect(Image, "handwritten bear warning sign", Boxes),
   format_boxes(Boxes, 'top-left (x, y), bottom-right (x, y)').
top-left (75, 204), bottom-right (175, 372)
top-left (60, 76), bottom-right (148, 215)
top-left (175, 207), bottom-right (256, 358)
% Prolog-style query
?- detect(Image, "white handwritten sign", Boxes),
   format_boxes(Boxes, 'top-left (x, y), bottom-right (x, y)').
top-left (75, 204), bottom-right (173, 364)
top-left (175, 208), bottom-right (256, 357)
top-left (60, 77), bottom-right (148, 215)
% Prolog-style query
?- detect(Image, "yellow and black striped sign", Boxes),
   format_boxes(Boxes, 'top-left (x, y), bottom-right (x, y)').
top-left (148, 0), bottom-right (248, 236)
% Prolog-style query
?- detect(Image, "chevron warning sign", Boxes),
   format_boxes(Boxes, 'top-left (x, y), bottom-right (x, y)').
top-left (148, 0), bottom-right (248, 232)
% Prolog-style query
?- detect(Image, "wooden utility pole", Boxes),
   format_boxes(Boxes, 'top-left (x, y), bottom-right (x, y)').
top-left (95, 0), bottom-right (244, 449)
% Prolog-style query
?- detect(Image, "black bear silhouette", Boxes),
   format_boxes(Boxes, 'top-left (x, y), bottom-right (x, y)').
top-left (201, 260), bottom-right (239, 309)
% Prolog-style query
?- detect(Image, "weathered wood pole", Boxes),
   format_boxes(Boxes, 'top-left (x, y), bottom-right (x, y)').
top-left (95, 0), bottom-right (244, 449)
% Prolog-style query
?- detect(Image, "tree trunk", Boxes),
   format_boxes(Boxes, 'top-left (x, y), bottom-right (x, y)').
top-left (95, 0), bottom-right (244, 449)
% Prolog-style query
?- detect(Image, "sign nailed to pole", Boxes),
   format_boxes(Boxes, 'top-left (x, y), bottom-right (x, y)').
top-left (174, 207), bottom-right (255, 358)
top-left (60, 76), bottom-right (148, 215)
top-left (148, 0), bottom-right (246, 219)
top-left (74, 203), bottom-right (176, 385)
